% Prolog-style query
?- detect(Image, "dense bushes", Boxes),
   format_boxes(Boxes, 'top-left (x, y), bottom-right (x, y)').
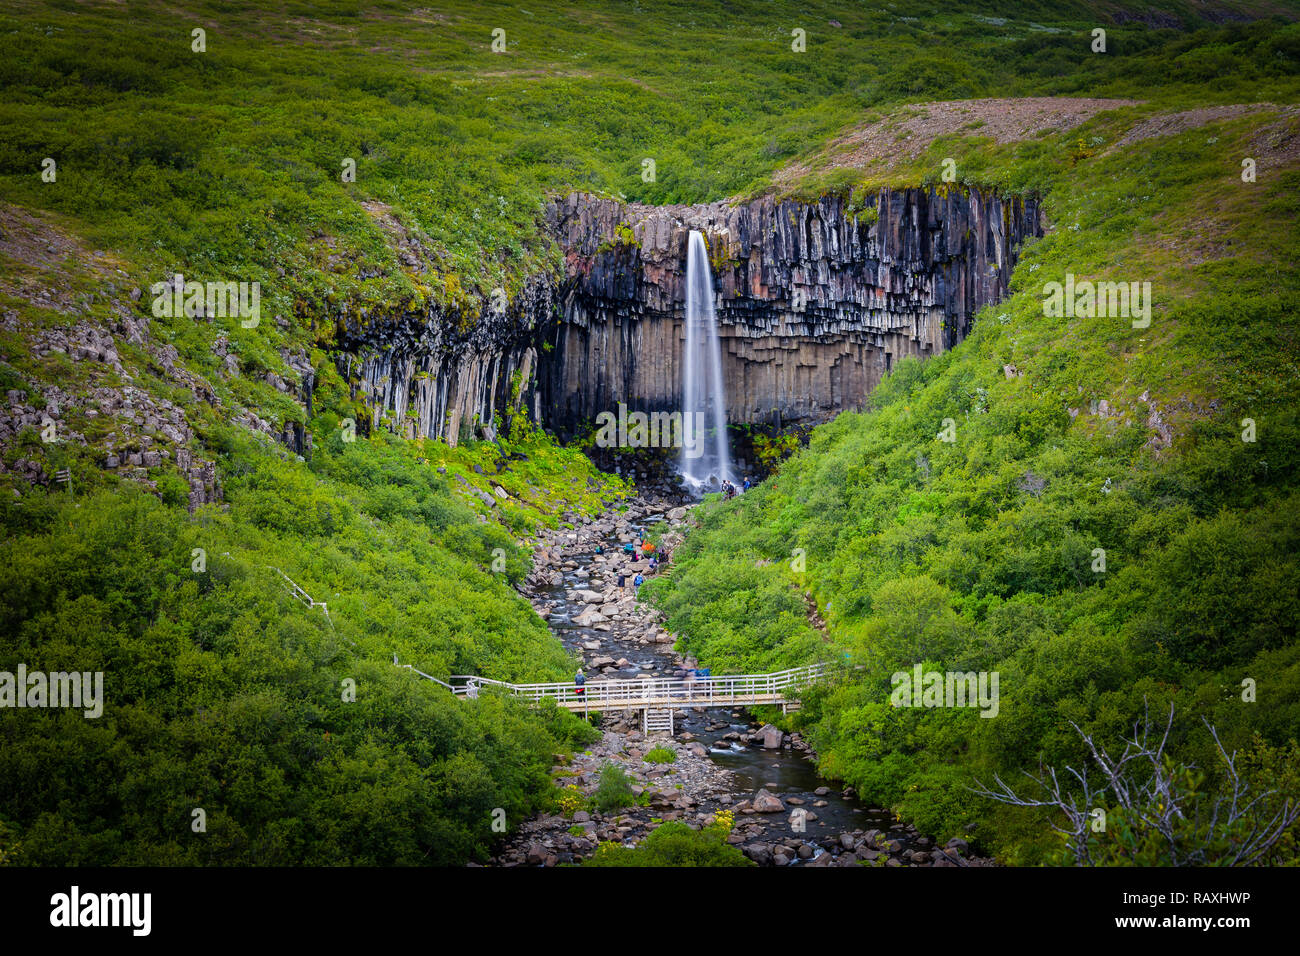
top-left (646, 116), bottom-right (1300, 864)
top-left (0, 430), bottom-right (604, 865)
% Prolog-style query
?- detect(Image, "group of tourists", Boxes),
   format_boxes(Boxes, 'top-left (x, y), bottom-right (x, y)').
top-left (720, 476), bottom-right (751, 499)
top-left (580, 532), bottom-right (674, 697)
top-left (616, 534), bottom-right (669, 595)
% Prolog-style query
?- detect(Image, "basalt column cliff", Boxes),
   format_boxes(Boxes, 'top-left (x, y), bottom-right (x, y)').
top-left (539, 188), bottom-right (1042, 435)
top-left (340, 188), bottom-right (1040, 445)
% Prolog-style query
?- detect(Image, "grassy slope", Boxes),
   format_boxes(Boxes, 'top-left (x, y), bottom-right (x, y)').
top-left (4, 1), bottom-right (1299, 330)
top-left (647, 101), bottom-right (1300, 861)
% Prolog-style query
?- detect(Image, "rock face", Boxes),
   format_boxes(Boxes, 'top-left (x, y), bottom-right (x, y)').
top-left (341, 187), bottom-right (1040, 444)
top-left (537, 187), bottom-right (1041, 433)
top-left (335, 272), bottom-right (558, 446)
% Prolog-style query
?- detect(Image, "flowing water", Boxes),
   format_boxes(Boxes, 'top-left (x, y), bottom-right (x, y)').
top-left (536, 512), bottom-right (902, 860)
top-left (680, 230), bottom-right (735, 491)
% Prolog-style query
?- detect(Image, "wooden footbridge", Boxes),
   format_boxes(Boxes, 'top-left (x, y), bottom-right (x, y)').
top-left (436, 663), bottom-right (832, 734)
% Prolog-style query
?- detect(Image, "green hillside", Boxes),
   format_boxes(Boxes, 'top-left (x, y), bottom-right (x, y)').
top-left (648, 99), bottom-right (1300, 863)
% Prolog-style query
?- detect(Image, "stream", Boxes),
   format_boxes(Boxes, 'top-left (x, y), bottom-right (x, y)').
top-left (486, 494), bottom-right (977, 867)
top-left (539, 510), bottom-right (894, 838)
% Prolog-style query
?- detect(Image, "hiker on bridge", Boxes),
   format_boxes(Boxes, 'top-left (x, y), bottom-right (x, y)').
top-left (574, 669), bottom-right (585, 698)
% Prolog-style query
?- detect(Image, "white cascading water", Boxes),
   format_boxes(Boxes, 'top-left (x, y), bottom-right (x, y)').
top-left (680, 230), bottom-right (735, 491)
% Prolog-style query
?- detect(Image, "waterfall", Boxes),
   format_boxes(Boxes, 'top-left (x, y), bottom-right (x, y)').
top-left (680, 230), bottom-right (735, 491)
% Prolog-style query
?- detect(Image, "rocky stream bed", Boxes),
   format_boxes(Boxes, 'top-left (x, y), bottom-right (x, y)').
top-left (482, 492), bottom-right (990, 868)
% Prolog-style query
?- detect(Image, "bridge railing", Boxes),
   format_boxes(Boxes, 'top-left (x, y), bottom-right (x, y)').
top-left (442, 662), bottom-right (833, 707)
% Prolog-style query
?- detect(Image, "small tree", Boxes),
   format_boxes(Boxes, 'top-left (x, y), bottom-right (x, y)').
top-left (972, 702), bottom-right (1300, 866)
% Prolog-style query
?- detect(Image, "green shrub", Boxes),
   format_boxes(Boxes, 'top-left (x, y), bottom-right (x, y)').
top-left (583, 822), bottom-right (753, 867)
top-left (591, 763), bottom-right (636, 812)
top-left (643, 746), bottom-right (677, 764)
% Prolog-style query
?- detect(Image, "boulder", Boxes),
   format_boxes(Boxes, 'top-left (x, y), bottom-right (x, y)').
top-left (757, 723), bottom-right (783, 749)
top-left (752, 789), bottom-right (784, 813)
top-left (743, 843), bottom-right (773, 866)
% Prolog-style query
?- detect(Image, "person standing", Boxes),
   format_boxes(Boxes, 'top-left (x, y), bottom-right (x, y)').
top-left (633, 572), bottom-right (644, 595)
top-left (574, 668), bottom-right (586, 699)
